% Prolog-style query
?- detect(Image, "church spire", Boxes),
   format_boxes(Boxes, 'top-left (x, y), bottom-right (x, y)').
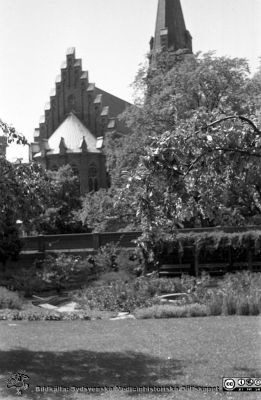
top-left (151, 0), bottom-right (192, 54)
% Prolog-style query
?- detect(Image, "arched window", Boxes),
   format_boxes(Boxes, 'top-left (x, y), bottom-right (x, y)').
top-left (88, 164), bottom-right (99, 192)
top-left (70, 164), bottom-right (79, 176)
top-left (70, 164), bottom-right (80, 194)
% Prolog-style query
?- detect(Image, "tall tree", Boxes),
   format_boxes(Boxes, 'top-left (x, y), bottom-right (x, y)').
top-left (105, 52), bottom-right (260, 233)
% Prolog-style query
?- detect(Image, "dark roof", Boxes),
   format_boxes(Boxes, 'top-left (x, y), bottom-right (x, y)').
top-left (153, 0), bottom-right (192, 52)
top-left (96, 87), bottom-right (130, 118)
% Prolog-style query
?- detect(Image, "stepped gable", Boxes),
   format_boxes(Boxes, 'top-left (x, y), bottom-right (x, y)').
top-left (151, 0), bottom-right (192, 55)
top-left (32, 47), bottom-right (130, 148)
top-left (30, 47), bottom-right (131, 194)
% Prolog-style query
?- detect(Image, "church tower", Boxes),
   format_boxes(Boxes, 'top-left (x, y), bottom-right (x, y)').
top-left (150, 0), bottom-right (192, 58)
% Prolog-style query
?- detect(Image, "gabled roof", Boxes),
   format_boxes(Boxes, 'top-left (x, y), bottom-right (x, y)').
top-left (47, 113), bottom-right (100, 154)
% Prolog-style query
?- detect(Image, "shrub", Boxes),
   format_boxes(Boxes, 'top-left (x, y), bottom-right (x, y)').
top-left (0, 287), bottom-right (23, 310)
top-left (74, 277), bottom-right (161, 312)
top-left (0, 309), bottom-right (91, 321)
top-left (206, 291), bottom-right (223, 316)
top-left (222, 294), bottom-right (237, 315)
top-left (187, 303), bottom-right (208, 317)
top-left (93, 244), bottom-right (145, 280)
top-left (74, 272), bottom-right (215, 314)
top-left (248, 296), bottom-right (261, 315)
top-left (236, 298), bottom-right (250, 315)
top-left (10, 267), bottom-right (46, 297)
top-left (135, 303), bottom-right (208, 319)
top-left (217, 271), bottom-right (261, 316)
top-left (93, 243), bottom-right (119, 273)
top-left (135, 305), bottom-right (187, 319)
top-left (39, 254), bottom-right (96, 292)
top-left (2, 254), bottom-right (98, 295)
top-left (71, 271), bottom-right (261, 315)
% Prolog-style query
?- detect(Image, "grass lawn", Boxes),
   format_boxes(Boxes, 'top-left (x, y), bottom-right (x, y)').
top-left (0, 317), bottom-right (260, 399)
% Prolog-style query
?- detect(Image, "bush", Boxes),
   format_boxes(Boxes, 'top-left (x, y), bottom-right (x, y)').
top-left (222, 294), bottom-right (237, 315)
top-left (0, 309), bottom-right (91, 321)
top-left (93, 244), bottom-right (144, 280)
top-left (248, 296), bottom-right (261, 315)
top-left (2, 254), bottom-right (98, 296)
top-left (10, 267), bottom-right (46, 297)
top-left (39, 254), bottom-right (96, 292)
top-left (218, 271), bottom-right (261, 316)
top-left (74, 278), bottom-right (158, 312)
top-left (206, 291), bottom-right (223, 316)
top-left (74, 271), bottom-right (261, 316)
top-left (135, 305), bottom-right (187, 319)
top-left (187, 303), bottom-right (208, 317)
top-left (236, 298), bottom-right (250, 315)
top-left (135, 303), bottom-right (208, 319)
top-left (73, 275), bottom-right (209, 312)
top-left (0, 287), bottom-right (23, 310)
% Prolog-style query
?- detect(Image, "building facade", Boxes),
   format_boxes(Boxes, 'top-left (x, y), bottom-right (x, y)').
top-left (30, 48), bottom-right (130, 194)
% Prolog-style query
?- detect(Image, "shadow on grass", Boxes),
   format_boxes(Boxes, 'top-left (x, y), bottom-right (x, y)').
top-left (0, 347), bottom-right (197, 399)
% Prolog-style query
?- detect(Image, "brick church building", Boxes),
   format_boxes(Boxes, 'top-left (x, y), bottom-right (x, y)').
top-left (1, 0), bottom-right (192, 194)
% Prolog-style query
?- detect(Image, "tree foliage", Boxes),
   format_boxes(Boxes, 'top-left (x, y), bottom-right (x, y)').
top-left (76, 187), bottom-right (139, 232)
top-left (104, 52), bottom-right (260, 232)
top-left (0, 155), bottom-right (89, 265)
top-left (32, 165), bottom-right (88, 234)
top-left (0, 158), bottom-right (50, 264)
top-left (0, 119), bottom-right (28, 145)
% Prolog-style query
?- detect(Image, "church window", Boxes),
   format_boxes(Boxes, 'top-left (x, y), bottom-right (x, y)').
top-left (70, 164), bottom-right (80, 193)
top-left (88, 164), bottom-right (99, 192)
top-left (71, 164), bottom-right (79, 176)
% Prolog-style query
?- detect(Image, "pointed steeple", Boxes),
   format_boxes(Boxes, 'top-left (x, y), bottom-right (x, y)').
top-left (152, 0), bottom-right (192, 54)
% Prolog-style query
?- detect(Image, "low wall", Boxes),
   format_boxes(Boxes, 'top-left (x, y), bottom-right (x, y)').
top-left (21, 231), bottom-right (141, 254)
top-left (21, 225), bottom-right (261, 254)
top-left (6, 226), bottom-right (261, 274)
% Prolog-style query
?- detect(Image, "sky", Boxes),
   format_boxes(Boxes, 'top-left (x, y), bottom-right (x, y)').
top-left (0, 0), bottom-right (260, 162)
